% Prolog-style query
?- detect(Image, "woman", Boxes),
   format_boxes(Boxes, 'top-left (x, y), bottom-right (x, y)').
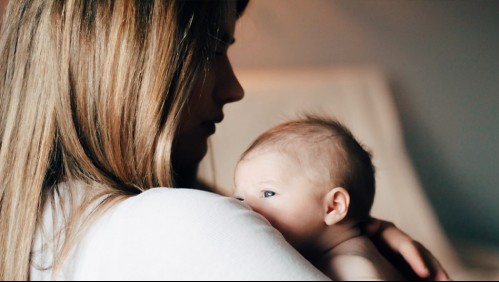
top-left (0, 0), bottom-right (448, 280)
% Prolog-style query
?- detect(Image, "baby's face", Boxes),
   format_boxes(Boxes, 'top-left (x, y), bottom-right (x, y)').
top-left (234, 150), bottom-right (327, 251)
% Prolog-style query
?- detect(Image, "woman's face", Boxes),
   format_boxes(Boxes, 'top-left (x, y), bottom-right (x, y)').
top-left (172, 5), bottom-right (244, 172)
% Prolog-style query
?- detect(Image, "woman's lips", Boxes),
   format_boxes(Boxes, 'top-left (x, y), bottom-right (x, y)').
top-left (201, 114), bottom-right (224, 135)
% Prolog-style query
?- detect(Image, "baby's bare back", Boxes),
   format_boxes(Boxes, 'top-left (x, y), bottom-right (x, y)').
top-left (324, 235), bottom-right (405, 281)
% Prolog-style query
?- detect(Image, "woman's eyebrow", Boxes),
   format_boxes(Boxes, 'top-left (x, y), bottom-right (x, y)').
top-left (221, 33), bottom-right (236, 45)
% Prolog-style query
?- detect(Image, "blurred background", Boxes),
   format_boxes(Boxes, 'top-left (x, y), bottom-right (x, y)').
top-left (229, 0), bottom-right (498, 257)
top-left (1, 0), bottom-right (497, 278)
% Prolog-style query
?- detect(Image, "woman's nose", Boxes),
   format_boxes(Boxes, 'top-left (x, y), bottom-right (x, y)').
top-left (216, 63), bottom-right (244, 104)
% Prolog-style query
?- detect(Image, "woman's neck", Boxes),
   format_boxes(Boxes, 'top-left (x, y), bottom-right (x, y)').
top-left (172, 165), bottom-right (198, 188)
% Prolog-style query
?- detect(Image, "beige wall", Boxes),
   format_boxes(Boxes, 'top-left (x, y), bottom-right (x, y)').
top-left (0, 0), bottom-right (7, 22)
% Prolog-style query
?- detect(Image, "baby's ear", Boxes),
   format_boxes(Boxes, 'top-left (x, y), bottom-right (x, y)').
top-left (323, 187), bottom-right (350, 226)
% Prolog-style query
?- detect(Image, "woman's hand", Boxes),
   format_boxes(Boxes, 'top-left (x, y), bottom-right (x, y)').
top-left (363, 218), bottom-right (451, 281)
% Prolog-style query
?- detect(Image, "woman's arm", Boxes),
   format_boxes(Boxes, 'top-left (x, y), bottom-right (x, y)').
top-left (362, 218), bottom-right (451, 281)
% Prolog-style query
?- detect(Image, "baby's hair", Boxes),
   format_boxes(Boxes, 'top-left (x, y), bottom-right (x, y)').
top-left (241, 114), bottom-right (375, 223)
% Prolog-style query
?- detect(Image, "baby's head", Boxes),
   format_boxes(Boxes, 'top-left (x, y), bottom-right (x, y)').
top-left (234, 116), bottom-right (375, 252)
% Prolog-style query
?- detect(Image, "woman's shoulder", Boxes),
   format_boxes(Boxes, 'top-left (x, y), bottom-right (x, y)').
top-left (120, 187), bottom-right (244, 214)
top-left (68, 188), bottom-right (279, 279)
top-left (90, 187), bottom-right (271, 245)
top-left (113, 188), bottom-right (266, 227)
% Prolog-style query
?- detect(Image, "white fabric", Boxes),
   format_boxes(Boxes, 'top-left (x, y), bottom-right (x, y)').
top-left (30, 186), bottom-right (329, 281)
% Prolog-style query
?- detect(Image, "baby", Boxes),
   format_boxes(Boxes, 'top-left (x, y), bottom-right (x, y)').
top-left (233, 116), bottom-right (405, 281)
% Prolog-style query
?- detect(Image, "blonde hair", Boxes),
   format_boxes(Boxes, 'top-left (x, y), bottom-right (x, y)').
top-left (241, 115), bottom-right (376, 223)
top-left (0, 0), bottom-right (247, 279)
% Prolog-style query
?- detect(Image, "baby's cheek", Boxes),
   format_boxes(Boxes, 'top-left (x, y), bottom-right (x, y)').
top-left (284, 210), bottom-right (322, 238)
top-left (269, 212), bottom-right (303, 236)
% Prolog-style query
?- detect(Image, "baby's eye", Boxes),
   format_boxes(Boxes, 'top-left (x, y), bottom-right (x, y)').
top-left (235, 197), bottom-right (244, 202)
top-left (263, 191), bottom-right (276, 198)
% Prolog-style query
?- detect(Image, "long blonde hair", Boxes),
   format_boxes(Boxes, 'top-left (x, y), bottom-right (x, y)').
top-left (0, 0), bottom-right (247, 279)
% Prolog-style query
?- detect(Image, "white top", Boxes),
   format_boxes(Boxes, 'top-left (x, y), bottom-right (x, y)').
top-left (30, 187), bottom-right (329, 280)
